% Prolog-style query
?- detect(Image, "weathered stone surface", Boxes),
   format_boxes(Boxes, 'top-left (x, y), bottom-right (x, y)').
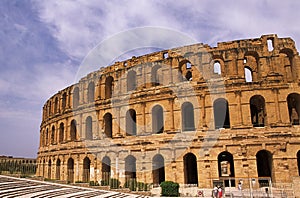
top-left (37, 34), bottom-right (300, 188)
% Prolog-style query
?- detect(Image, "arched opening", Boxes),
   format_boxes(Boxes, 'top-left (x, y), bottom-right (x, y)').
top-left (42, 159), bottom-right (45, 177)
top-left (214, 98), bottom-right (230, 129)
top-left (70, 120), bottom-right (77, 141)
top-left (287, 93), bottom-right (300, 125)
top-left (103, 113), bottom-right (113, 138)
top-left (185, 71), bottom-right (192, 81)
top-left (126, 109), bottom-right (137, 136)
top-left (218, 151), bottom-right (235, 187)
top-left (59, 123), bottom-right (64, 143)
top-left (182, 102), bottom-right (195, 131)
top-left (87, 82), bottom-right (95, 103)
top-left (73, 87), bottom-right (79, 108)
top-left (54, 97), bottom-right (59, 113)
top-left (151, 65), bottom-right (162, 86)
top-left (102, 156), bottom-right (111, 185)
top-left (297, 151), bottom-right (300, 176)
top-left (56, 159), bottom-right (61, 180)
top-left (256, 150), bottom-right (273, 186)
top-left (244, 66), bottom-right (253, 82)
top-left (214, 61), bottom-right (221, 75)
top-left (105, 76), bottom-right (114, 99)
top-left (51, 126), bottom-right (55, 144)
top-left (67, 158), bottom-right (74, 183)
top-left (179, 60), bottom-right (193, 81)
top-left (244, 52), bottom-right (259, 81)
top-left (183, 153), bottom-right (198, 185)
top-left (85, 116), bottom-right (93, 140)
top-left (83, 157), bottom-right (91, 183)
top-left (48, 159), bottom-right (51, 179)
top-left (48, 101), bottom-right (52, 116)
top-left (125, 155), bottom-right (136, 184)
top-left (127, 71), bottom-right (136, 91)
top-left (62, 92), bottom-right (67, 110)
top-left (152, 105), bottom-right (164, 134)
top-left (152, 154), bottom-right (165, 185)
top-left (45, 128), bottom-right (48, 146)
top-left (280, 49), bottom-right (294, 82)
top-left (250, 95), bottom-right (266, 127)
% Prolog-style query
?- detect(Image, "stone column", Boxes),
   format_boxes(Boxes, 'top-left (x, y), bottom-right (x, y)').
top-left (200, 94), bottom-right (207, 127)
top-left (272, 88), bottom-right (282, 123)
top-left (235, 90), bottom-right (243, 126)
top-left (169, 98), bottom-right (175, 131)
top-left (76, 154), bottom-right (80, 182)
top-left (141, 102), bottom-right (146, 134)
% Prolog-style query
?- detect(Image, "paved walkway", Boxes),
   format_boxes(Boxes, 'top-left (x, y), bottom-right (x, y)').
top-left (0, 175), bottom-right (148, 198)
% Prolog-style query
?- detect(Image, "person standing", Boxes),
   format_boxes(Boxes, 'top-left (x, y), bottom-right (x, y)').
top-left (218, 186), bottom-right (223, 198)
top-left (213, 185), bottom-right (218, 198)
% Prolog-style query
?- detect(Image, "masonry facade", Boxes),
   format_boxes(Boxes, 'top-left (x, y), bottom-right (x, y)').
top-left (37, 34), bottom-right (300, 188)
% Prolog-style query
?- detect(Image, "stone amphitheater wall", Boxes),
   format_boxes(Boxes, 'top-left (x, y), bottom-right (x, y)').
top-left (37, 34), bottom-right (300, 188)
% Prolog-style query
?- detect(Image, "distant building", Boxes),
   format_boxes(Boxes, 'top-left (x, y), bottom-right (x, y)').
top-left (37, 35), bottom-right (300, 189)
top-left (0, 155), bottom-right (37, 175)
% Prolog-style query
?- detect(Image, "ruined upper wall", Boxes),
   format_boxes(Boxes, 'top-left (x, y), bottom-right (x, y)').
top-left (42, 34), bottom-right (300, 121)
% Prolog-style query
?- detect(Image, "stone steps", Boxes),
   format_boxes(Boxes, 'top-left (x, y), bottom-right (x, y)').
top-left (0, 175), bottom-right (150, 198)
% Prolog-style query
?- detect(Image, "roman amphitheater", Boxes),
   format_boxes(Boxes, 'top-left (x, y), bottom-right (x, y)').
top-left (36, 34), bottom-right (300, 192)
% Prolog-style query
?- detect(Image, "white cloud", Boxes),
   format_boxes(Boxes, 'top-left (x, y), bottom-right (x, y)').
top-left (33, 0), bottom-right (300, 62)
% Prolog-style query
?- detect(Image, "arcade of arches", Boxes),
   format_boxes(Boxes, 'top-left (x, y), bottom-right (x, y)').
top-left (38, 35), bottom-right (300, 188)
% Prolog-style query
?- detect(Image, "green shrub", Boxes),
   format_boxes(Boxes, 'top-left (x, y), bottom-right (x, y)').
top-left (160, 181), bottom-right (179, 197)
top-left (100, 179), bottom-right (109, 186)
top-left (124, 179), bottom-right (137, 191)
top-left (110, 178), bottom-right (120, 189)
top-left (89, 181), bottom-right (99, 186)
top-left (137, 182), bottom-right (150, 191)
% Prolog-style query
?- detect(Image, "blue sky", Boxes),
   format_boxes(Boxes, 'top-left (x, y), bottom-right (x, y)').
top-left (1, 0), bottom-right (300, 158)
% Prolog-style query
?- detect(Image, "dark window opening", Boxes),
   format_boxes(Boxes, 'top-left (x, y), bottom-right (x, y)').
top-left (152, 105), bottom-right (164, 134)
top-left (67, 158), bottom-right (74, 183)
top-left (105, 76), bottom-right (114, 99)
top-left (59, 123), bottom-right (64, 143)
top-left (125, 155), bottom-right (136, 185)
top-left (73, 87), bottom-right (79, 108)
top-left (70, 120), bottom-right (77, 141)
top-left (287, 93), bottom-right (300, 125)
top-left (62, 92), bottom-right (67, 110)
top-left (102, 157), bottom-right (111, 184)
top-left (56, 159), bottom-right (61, 180)
top-left (185, 71), bottom-right (192, 81)
top-left (126, 109), bottom-right (137, 136)
top-left (127, 71), bottom-right (136, 91)
top-left (256, 150), bottom-right (273, 186)
top-left (218, 151), bottom-right (235, 187)
top-left (151, 65), bottom-right (162, 86)
top-left (214, 98), bottom-right (230, 129)
top-left (183, 153), bottom-right (198, 185)
top-left (152, 154), bottom-right (165, 185)
top-left (83, 157), bottom-right (91, 183)
top-left (104, 113), bottom-right (113, 138)
top-left (250, 95), bottom-right (266, 127)
top-left (87, 82), bottom-right (95, 103)
top-left (85, 116), bottom-right (93, 140)
top-left (182, 102), bottom-right (195, 131)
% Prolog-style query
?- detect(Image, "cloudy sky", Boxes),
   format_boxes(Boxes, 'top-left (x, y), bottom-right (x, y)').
top-left (1, 0), bottom-right (300, 158)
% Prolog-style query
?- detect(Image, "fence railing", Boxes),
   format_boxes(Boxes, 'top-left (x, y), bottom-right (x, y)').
top-left (208, 177), bottom-right (294, 198)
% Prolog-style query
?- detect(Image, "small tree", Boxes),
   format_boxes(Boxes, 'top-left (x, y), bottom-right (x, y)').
top-left (160, 181), bottom-right (179, 197)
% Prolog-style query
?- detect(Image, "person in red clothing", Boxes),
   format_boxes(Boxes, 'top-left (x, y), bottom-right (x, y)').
top-left (218, 186), bottom-right (223, 198)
